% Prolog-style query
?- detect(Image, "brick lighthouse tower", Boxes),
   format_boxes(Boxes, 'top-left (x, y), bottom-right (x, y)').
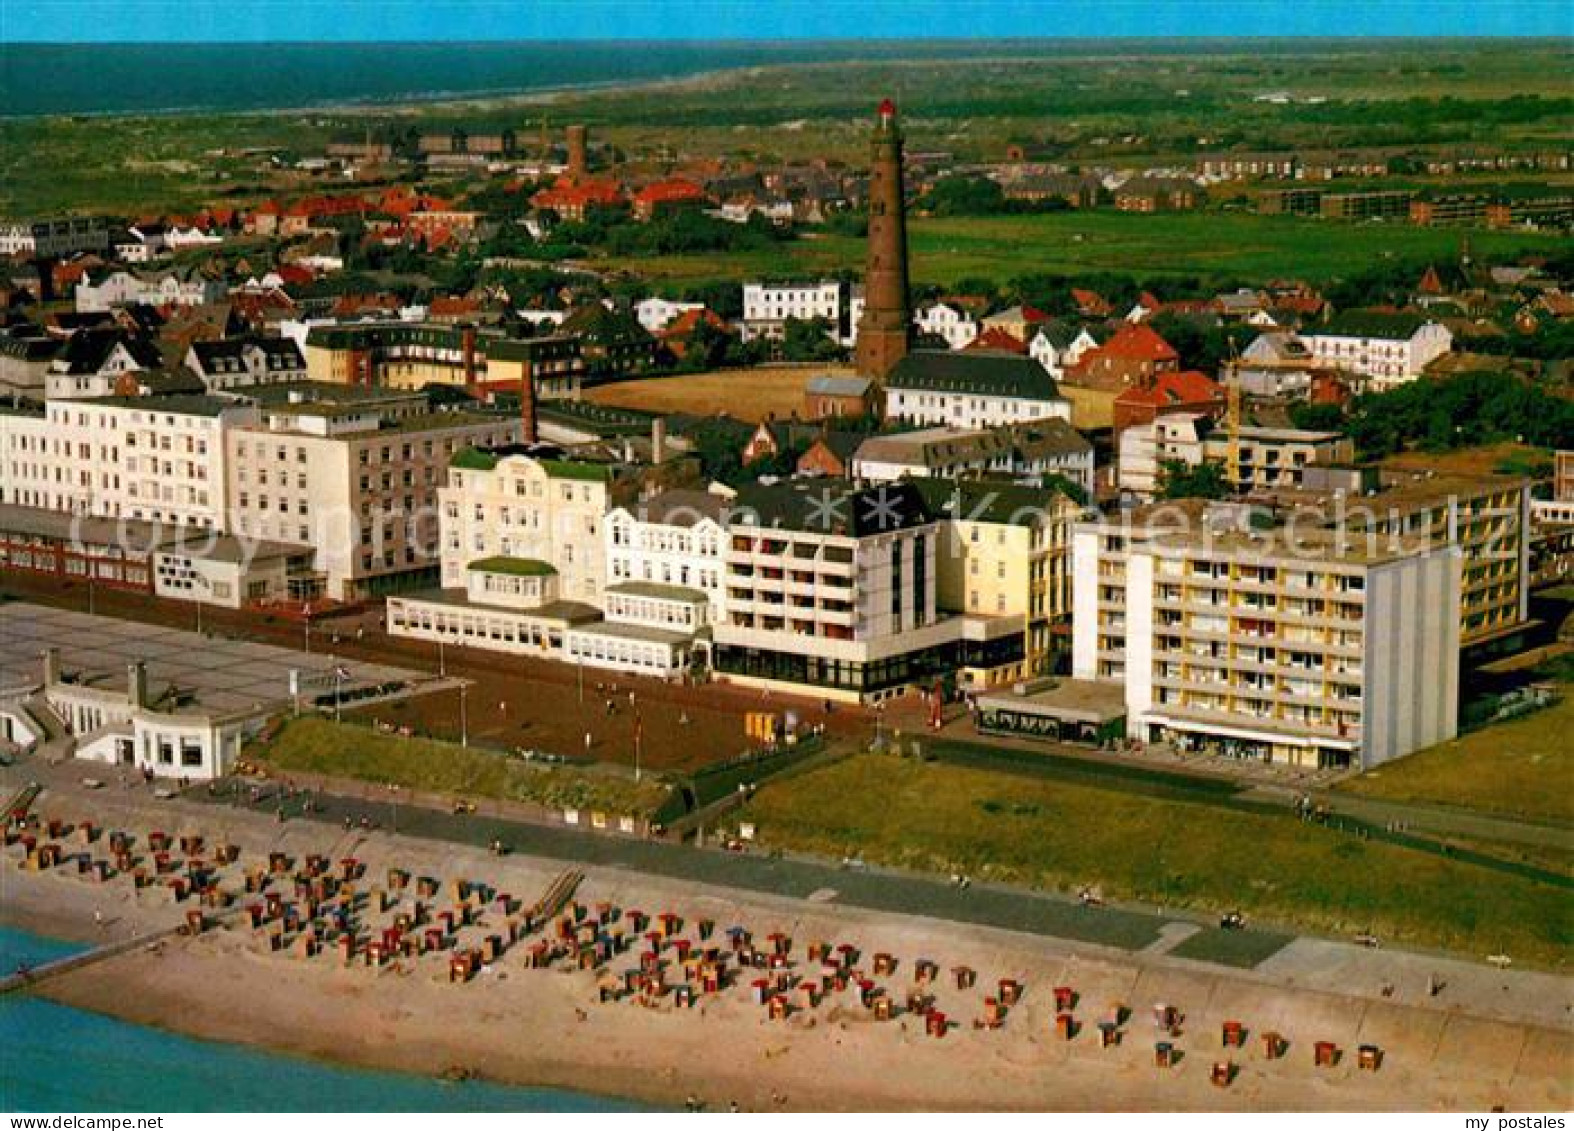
top-left (855, 98), bottom-right (911, 381)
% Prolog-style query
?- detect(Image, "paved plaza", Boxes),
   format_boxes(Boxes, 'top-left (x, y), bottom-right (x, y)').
top-left (0, 601), bottom-right (434, 714)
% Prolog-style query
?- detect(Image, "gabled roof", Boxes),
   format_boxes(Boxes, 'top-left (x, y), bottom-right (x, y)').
top-left (659, 308), bottom-right (728, 339)
top-left (912, 477), bottom-right (1079, 527)
top-left (1115, 369), bottom-right (1224, 408)
top-left (886, 349), bottom-right (1061, 401)
top-left (614, 488), bottom-right (729, 527)
top-left (1095, 323), bottom-right (1180, 364)
top-left (965, 327), bottom-right (1028, 355)
top-left (633, 178), bottom-right (707, 206)
top-left (189, 335), bottom-right (305, 375)
top-left (56, 328), bottom-right (161, 375)
top-left (559, 303), bottom-right (653, 344)
top-left (1071, 288), bottom-right (1112, 316)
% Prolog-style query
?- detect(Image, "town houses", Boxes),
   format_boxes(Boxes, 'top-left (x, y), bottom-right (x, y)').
top-left (0, 98), bottom-right (1561, 777)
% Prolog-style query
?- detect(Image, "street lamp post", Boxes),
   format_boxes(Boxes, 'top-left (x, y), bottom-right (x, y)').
top-left (459, 683), bottom-right (469, 747)
top-left (438, 638), bottom-right (446, 678)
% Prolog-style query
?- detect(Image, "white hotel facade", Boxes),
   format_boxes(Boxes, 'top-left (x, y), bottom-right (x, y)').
top-left (1071, 503), bottom-right (1461, 769)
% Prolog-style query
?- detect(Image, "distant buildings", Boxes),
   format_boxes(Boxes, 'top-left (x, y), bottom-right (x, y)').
top-left (0, 217), bottom-right (109, 258)
top-left (1301, 313), bottom-right (1452, 387)
top-left (851, 420), bottom-right (1093, 495)
top-left (76, 268), bottom-right (227, 313)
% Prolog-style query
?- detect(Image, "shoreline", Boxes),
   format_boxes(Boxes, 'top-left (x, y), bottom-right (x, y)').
top-left (3, 784), bottom-right (1571, 1113)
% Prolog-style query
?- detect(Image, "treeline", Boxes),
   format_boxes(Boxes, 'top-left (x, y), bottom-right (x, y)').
top-left (1294, 371), bottom-right (1574, 458)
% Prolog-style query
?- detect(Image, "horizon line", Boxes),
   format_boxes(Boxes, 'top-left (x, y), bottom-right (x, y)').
top-left (5, 34), bottom-right (1571, 46)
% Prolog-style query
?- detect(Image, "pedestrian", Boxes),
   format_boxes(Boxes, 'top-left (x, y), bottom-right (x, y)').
top-left (93, 909), bottom-right (104, 931)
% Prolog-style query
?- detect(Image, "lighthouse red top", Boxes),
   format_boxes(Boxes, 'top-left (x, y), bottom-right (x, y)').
top-left (878, 98), bottom-right (896, 118)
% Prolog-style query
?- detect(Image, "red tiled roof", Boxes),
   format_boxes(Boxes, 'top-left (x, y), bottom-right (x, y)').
top-left (1096, 323), bottom-right (1180, 363)
top-left (965, 327), bottom-right (1028, 354)
top-left (532, 178), bottom-right (625, 211)
top-left (659, 308), bottom-right (728, 338)
top-left (633, 178), bottom-right (707, 206)
top-left (1275, 295), bottom-right (1325, 316)
top-left (1071, 288), bottom-right (1112, 315)
top-left (429, 296), bottom-right (480, 316)
top-left (1115, 369), bottom-right (1223, 408)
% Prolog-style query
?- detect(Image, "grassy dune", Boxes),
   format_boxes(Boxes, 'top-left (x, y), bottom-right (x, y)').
top-left (1338, 695), bottom-right (1574, 825)
top-left (738, 753), bottom-right (1572, 968)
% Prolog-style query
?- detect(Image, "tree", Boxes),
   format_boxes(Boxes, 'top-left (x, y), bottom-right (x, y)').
top-left (1342, 370), bottom-right (1574, 458)
top-left (1289, 402), bottom-right (1346, 432)
top-left (1158, 459), bottom-right (1231, 501)
top-left (780, 316), bottom-right (846, 363)
top-left (1148, 313), bottom-right (1247, 374)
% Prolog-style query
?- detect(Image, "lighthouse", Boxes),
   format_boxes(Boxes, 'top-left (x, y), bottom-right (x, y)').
top-left (855, 98), bottom-right (912, 381)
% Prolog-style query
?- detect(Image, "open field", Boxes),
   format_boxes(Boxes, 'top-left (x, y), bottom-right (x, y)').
top-left (585, 365), bottom-right (845, 421)
top-left (254, 716), bottom-right (669, 816)
top-left (5, 40), bottom-right (1571, 216)
top-left (589, 366), bottom-right (1115, 430)
top-left (593, 211), bottom-right (1565, 291)
top-left (1338, 696), bottom-right (1574, 825)
top-left (737, 752), bottom-right (1573, 969)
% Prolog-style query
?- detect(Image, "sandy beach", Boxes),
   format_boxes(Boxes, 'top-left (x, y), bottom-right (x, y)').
top-left (3, 787), bottom-right (1571, 1113)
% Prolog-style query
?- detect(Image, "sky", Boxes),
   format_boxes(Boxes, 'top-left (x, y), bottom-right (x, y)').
top-left (3, 0), bottom-right (1570, 43)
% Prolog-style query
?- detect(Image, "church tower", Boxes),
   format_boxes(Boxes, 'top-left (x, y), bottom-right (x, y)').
top-left (855, 98), bottom-right (911, 381)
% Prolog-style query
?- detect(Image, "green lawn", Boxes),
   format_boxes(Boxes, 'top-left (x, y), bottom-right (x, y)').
top-left (590, 211), bottom-right (1562, 289)
top-left (737, 753), bottom-right (1572, 969)
top-left (254, 716), bottom-right (669, 818)
top-left (1338, 695), bottom-right (1574, 824)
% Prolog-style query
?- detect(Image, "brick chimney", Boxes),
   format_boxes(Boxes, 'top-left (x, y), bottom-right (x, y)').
top-left (42, 647), bottom-right (60, 686)
top-left (651, 417), bottom-right (666, 465)
top-left (519, 367), bottom-right (538, 445)
top-left (127, 661), bottom-right (148, 709)
top-left (461, 325), bottom-right (478, 387)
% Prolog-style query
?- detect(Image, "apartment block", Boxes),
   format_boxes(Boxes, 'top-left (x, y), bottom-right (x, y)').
top-left (1072, 502), bottom-right (1461, 769)
top-left (605, 488), bottom-right (730, 624)
top-left (226, 385), bottom-right (521, 599)
top-left (304, 321), bottom-right (584, 399)
top-left (1118, 416), bottom-right (1354, 498)
top-left (1277, 467), bottom-right (1531, 651)
top-left (1, 394), bottom-right (254, 529)
top-left (711, 479), bottom-right (956, 702)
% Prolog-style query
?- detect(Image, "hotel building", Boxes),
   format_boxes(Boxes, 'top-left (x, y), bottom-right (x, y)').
top-left (225, 385), bottom-right (521, 599)
top-left (1072, 502), bottom-right (1461, 769)
top-left (710, 479), bottom-right (957, 702)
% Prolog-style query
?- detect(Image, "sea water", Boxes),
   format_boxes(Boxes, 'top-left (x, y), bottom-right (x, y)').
top-left (0, 926), bottom-right (648, 1112)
